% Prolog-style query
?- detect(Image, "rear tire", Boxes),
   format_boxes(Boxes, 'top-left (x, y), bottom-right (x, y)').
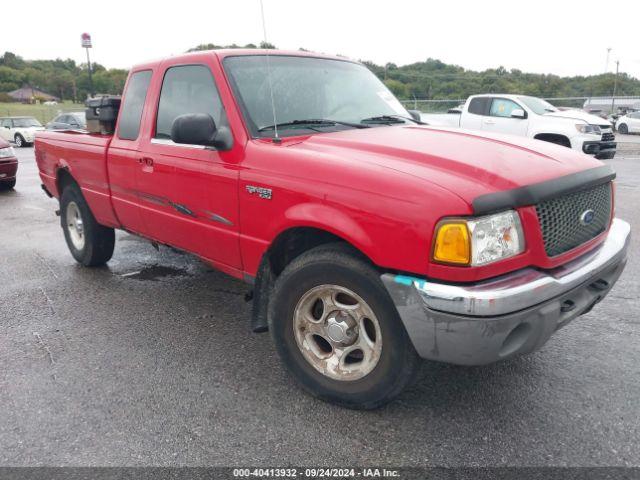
top-left (0, 179), bottom-right (16, 190)
top-left (60, 183), bottom-right (115, 266)
top-left (618, 124), bottom-right (629, 135)
top-left (269, 243), bottom-right (419, 409)
top-left (14, 134), bottom-right (25, 148)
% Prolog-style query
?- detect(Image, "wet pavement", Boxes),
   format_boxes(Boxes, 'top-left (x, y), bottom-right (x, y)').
top-left (1, 144), bottom-right (640, 466)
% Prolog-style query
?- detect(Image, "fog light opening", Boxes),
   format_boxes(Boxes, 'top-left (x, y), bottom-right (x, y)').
top-left (499, 323), bottom-right (532, 358)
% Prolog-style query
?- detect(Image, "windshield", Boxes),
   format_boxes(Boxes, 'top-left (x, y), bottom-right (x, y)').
top-left (518, 96), bottom-right (558, 115)
top-left (72, 112), bottom-right (86, 125)
top-left (13, 118), bottom-right (42, 128)
top-left (223, 55), bottom-right (410, 137)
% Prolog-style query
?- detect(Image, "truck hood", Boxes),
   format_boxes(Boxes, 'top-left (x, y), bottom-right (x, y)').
top-left (543, 109), bottom-right (611, 126)
top-left (289, 125), bottom-right (603, 210)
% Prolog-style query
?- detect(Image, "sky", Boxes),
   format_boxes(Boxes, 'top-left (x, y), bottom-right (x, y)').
top-left (3, 0), bottom-right (640, 79)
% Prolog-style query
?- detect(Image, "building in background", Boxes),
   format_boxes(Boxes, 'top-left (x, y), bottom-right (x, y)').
top-left (7, 86), bottom-right (60, 104)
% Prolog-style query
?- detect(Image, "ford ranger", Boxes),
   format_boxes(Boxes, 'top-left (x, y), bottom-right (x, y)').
top-left (35, 50), bottom-right (630, 409)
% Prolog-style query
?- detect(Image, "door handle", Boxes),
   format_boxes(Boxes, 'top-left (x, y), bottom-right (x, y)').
top-left (139, 157), bottom-right (154, 167)
top-left (484, 119), bottom-right (496, 125)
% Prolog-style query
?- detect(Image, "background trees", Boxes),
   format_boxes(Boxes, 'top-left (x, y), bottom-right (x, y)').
top-left (2, 48), bottom-right (639, 104)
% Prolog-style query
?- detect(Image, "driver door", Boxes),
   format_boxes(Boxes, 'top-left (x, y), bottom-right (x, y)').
top-left (482, 98), bottom-right (529, 137)
top-left (135, 62), bottom-right (242, 269)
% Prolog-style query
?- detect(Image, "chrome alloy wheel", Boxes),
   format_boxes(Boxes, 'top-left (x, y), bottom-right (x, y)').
top-left (293, 284), bottom-right (383, 381)
top-left (66, 201), bottom-right (85, 250)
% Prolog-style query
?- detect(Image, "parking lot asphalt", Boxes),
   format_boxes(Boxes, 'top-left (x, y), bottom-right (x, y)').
top-left (1, 140), bottom-right (640, 467)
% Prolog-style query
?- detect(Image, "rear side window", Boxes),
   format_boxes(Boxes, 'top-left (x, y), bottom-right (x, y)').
top-left (118, 70), bottom-right (152, 141)
top-left (155, 65), bottom-right (224, 140)
top-left (468, 97), bottom-right (490, 115)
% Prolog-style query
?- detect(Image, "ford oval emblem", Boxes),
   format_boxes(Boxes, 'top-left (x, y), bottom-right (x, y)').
top-left (580, 209), bottom-right (595, 226)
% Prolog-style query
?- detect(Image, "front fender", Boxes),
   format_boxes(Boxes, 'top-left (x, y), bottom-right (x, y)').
top-left (279, 202), bottom-right (375, 255)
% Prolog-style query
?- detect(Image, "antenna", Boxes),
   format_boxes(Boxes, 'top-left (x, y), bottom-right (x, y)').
top-left (259, 0), bottom-right (279, 141)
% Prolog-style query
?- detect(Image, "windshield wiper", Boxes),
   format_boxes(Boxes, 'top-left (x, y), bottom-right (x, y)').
top-left (258, 119), bottom-right (370, 132)
top-left (361, 114), bottom-right (424, 125)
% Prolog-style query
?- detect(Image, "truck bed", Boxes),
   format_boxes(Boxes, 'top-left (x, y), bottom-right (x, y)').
top-left (35, 130), bottom-right (119, 228)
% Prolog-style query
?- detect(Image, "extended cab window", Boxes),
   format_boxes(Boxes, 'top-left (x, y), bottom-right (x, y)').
top-left (155, 65), bottom-right (224, 140)
top-left (468, 98), bottom-right (490, 116)
top-left (117, 70), bottom-right (152, 141)
top-left (490, 99), bottom-right (521, 118)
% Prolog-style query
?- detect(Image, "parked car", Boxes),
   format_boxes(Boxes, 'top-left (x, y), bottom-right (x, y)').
top-left (616, 111), bottom-right (640, 134)
top-left (0, 138), bottom-right (18, 190)
top-left (43, 100), bottom-right (58, 106)
top-left (46, 112), bottom-right (87, 131)
top-left (455, 95), bottom-right (617, 159)
top-left (35, 50), bottom-right (630, 409)
top-left (0, 116), bottom-right (45, 147)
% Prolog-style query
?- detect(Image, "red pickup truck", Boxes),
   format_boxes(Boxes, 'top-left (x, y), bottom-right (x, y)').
top-left (35, 50), bottom-right (630, 408)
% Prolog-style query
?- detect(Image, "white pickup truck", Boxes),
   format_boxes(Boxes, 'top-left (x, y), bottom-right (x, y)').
top-left (422, 94), bottom-right (616, 159)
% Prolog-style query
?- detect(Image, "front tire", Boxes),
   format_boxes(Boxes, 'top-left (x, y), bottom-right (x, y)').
top-left (60, 183), bottom-right (115, 266)
top-left (269, 244), bottom-right (419, 409)
top-left (14, 134), bottom-right (25, 148)
top-left (618, 124), bottom-right (629, 135)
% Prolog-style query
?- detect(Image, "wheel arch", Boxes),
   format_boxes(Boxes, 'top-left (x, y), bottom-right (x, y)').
top-left (265, 225), bottom-right (372, 277)
top-left (55, 166), bottom-right (79, 196)
top-left (249, 212), bottom-right (378, 334)
top-left (533, 132), bottom-right (572, 147)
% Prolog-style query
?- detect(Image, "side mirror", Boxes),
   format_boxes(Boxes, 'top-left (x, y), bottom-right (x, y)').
top-left (511, 109), bottom-right (527, 119)
top-left (408, 110), bottom-right (422, 122)
top-left (170, 113), bottom-right (233, 150)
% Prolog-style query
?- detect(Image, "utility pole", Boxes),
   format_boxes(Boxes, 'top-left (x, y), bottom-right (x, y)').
top-left (605, 47), bottom-right (612, 73)
top-left (611, 60), bottom-right (619, 114)
top-left (81, 33), bottom-right (94, 99)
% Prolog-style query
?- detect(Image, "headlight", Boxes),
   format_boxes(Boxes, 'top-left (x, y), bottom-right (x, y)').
top-left (0, 146), bottom-right (15, 158)
top-left (575, 124), bottom-right (601, 135)
top-left (433, 210), bottom-right (525, 266)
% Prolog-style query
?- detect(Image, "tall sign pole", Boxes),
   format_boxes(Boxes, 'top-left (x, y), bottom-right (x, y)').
top-left (611, 60), bottom-right (620, 115)
top-left (81, 33), bottom-right (94, 99)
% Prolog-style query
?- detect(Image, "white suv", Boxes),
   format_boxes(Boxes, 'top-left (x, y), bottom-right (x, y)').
top-left (616, 112), bottom-right (640, 134)
top-left (0, 117), bottom-right (45, 147)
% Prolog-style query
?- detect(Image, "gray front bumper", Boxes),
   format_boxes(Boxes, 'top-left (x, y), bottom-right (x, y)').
top-left (381, 218), bottom-right (630, 365)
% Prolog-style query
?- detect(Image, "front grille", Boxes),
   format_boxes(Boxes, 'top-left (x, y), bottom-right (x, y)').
top-left (536, 182), bottom-right (612, 257)
top-left (602, 132), bottom-right (615, 142)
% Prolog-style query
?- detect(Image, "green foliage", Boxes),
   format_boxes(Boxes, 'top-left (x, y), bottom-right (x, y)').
top-left (0, 52), bottom-right (125, 102)
top-left (376, 58), bottom-right (640, 100)
top-left (2, 47), bottom-right (639, 104)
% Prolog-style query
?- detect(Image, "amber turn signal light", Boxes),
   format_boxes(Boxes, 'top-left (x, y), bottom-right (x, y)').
top-left (433, 222), bottom-right (471, 265)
